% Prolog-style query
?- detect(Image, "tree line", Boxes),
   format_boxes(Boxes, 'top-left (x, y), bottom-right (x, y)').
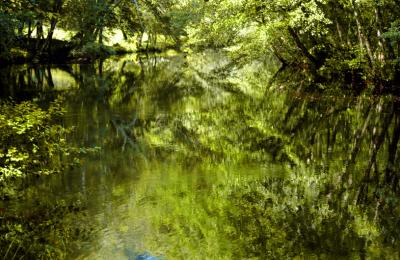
top-left (1, 0), bottom-right (400, 89)
top-left (190, 0), bottom-right (400, 91)
top-left (0, 0), bottom-right (188, 62)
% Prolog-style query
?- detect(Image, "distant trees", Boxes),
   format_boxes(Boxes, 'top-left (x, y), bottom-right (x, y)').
top-left (63, 0), bottom-right (118, 46)
top-left (0, 0), bottom-right (65, 60)
top-left (188, 0), bottom-right (400, 87)
top-left (0, 0), bottom-right (191, 61)
top-left (1, 0), bottom-right (399, 87)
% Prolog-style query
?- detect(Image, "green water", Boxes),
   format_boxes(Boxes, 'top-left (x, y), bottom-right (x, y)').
top-left (1, 51), bottom-right (400, 259)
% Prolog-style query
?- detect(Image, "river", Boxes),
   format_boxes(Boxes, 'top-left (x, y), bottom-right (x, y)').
top-left (1, 51), bottom-right (400, 259)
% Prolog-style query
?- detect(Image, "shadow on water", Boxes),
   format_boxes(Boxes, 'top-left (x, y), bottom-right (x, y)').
top-left (1, 51), bottom-right (400, 258)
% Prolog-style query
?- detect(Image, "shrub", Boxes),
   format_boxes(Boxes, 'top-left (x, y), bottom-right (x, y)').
top-left (0, 98), bottom-right (70, 199)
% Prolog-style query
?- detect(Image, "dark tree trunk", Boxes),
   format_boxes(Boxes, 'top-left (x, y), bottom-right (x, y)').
top-left (41, 18), bottom-right (58, 55)
top-left (287, 26), bottom-right (318, 66)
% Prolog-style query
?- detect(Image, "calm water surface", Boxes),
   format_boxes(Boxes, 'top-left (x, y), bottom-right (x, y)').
top-left (1, 52), bottom-right (400, 259)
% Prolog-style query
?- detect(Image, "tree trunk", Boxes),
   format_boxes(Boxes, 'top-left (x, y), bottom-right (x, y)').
top-left (41, 18), bottom-right (57, 55)
top-left (335, 20), bottom-right (344, 47)
top-left (27, 22), bottom-right (32, 40)
top-left (137, 31), bottom-right (144, 50)
top-left (351, 0), bottom-right (374, 67)
top-left (271, 45), bottom-right (287, 65)
top-left (35, 22), bottom-right (44, 52)
top-left (36, 22), bottom-right (43, 40)
top-left (17, 21), bottom-right (24, 37)
top-left (287, 26), bottom-right (318, 66)
top-left (99, 26), bottom-right (103, 45)
top-left (374, 4), bottom-right (389, 63)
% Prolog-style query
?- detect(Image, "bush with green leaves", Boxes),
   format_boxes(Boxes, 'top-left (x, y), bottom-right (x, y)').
top-left (0, 98), bottom-right (97, 259)
top-left (0, 98), bottom-right (70, 199)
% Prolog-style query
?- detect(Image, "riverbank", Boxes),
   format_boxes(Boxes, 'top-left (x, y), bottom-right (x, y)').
top-left (0, 37), bottom-right (134, 65)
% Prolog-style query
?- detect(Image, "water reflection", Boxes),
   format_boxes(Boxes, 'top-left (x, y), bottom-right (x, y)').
top-left (1, 52), bottom-right (400, 258)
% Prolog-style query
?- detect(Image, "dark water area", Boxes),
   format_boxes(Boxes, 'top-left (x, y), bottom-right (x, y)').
top-left (1, 51), bottom-right (400, 259)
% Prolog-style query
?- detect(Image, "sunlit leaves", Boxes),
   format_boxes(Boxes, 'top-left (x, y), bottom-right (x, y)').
top-left (288, 1), bottom-right (331, 35)
top-left (382, 20), bottom-right (400, 42)
top-left (0, 98), bottom-right (70, 195)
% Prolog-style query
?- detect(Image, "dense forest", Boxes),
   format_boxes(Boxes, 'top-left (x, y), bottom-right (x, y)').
top-left (1, 0), bottom-right (399, 82)
top-left (1, 0), bottom-right (400, 259)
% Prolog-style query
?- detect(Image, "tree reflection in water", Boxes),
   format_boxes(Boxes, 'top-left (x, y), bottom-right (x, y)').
top-left (1, 52), bottom-right (400, 258)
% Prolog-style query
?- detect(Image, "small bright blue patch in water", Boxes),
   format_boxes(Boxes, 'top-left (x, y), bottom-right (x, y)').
top-left (123, 249), bottom-right (162, 260)
top-left (135, 252), bottom-right (162, 260)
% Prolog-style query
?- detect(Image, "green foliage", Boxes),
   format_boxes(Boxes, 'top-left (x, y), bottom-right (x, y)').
top-left (71, 42), bottom-right (116, 59)
top-left (0, 98), bottom-right (70, 198)
top-left (185, 0), bottom-right (400, 87)
top-left (0, 0), bottom-right (189, 61)
top-left (1, 0), bottom-right (400, 84)
top-left (0, 97), bottom-right (100, 259)
top-left (0, 197), bottom-right (91, 259)
top-left (0, 12), bottom-right (17, 59)
top-left (382, 20), bottom-right (400, 42)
